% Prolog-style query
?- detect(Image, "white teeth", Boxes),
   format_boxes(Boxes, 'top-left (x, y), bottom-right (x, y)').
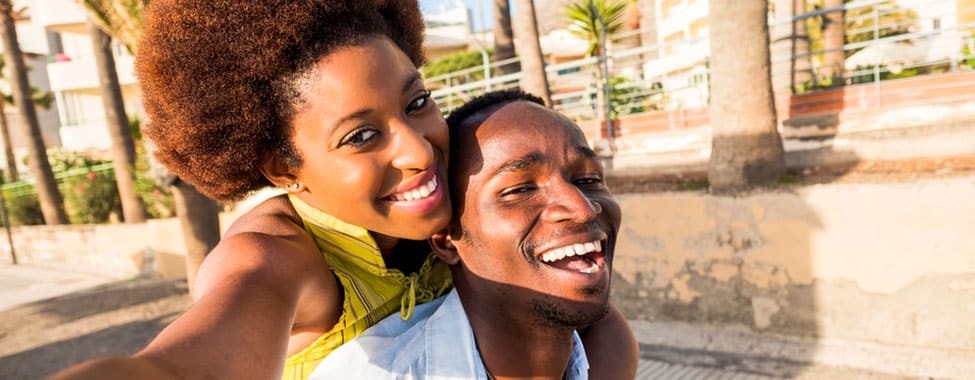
top-left (393, 177), bottom-right (438, 202)
top-left (540, 240), bottom-right (603, 263)
top-left (579, 262), bottom-right (599, 274)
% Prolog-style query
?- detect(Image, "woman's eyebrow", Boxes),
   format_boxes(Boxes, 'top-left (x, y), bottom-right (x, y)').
top-left (402, 71), bottom-right (422, 93)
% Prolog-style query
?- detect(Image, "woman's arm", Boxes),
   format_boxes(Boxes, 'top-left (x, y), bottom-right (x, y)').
top-left (50, 199), bottom-right (336, 380)
top-left (579, 302), bottom-right (639, 380)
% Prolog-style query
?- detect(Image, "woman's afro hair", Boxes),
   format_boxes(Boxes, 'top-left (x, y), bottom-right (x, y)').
top-left (137, 0), bottom-right (426, 201)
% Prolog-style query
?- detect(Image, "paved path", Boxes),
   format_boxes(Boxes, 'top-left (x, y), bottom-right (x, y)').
top-left (0, 264), bottom-right (934, 379)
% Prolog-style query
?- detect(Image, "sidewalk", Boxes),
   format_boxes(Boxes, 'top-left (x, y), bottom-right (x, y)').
top-left (0, 263), bottom-right (124, 312)
top-left (0, 264), bottom-right (949, 379)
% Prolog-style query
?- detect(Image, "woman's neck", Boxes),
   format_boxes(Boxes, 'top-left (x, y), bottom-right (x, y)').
top-left (373, 233), bottom-right (427, 274)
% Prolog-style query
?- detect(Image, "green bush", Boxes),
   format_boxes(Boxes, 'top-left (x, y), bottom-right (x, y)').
top-left (62, 169), bottom-right (121, 224)
top-left (46, 150), bottom-right (122, 224)
top-left (130, 117), bottom-right (176, 219)
top-left (421, 49), bottom-right (494, 79)
top-left (2, 190), bottom-right (44, 226)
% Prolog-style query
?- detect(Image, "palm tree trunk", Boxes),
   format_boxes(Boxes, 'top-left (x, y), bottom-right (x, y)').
top-left (493, 0), bottom-right (520, 75)
top-left (0, 100), bottom-right (17, 181)
top-left (171, 179), bottom-right (220, 293)
top-left (0, 2), bottom-right (67, 224)
top-left (512, 0), bottom-right (552, 106)
top-left (708, 0), bottom-right (785, 192)
top-left (822, 0), bottom-right (845, 81)
top-left (89, 20), bottom-right (146, 223)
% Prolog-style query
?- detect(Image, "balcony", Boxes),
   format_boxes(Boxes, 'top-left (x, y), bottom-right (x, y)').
top-left (47, 54), bottom-right (137, 92)
top-left (30, 0), bottom-right (88, 34)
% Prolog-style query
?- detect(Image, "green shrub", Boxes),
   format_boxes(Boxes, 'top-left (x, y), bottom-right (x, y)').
top-left (421, 49), bottom-right (494, 79)
top-left (130, 117), bottom-right (176, 219)
top-left (62, 169), bottom-right (121, 224)
top-left (1, 189), bottom-right (44, 226)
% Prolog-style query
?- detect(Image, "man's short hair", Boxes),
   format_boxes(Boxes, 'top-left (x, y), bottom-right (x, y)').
top-left (445, 89), bottom-right (545, 131)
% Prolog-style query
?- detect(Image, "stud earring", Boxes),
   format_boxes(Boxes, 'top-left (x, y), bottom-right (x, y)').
top-left (286, 182), bottom-right (303, 192)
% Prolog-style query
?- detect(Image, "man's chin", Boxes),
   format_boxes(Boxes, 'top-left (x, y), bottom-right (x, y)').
top-left (530, 296), bottom-right (611, 329)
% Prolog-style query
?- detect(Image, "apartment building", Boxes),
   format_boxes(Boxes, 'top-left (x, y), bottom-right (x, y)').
top-left (32, 0), bottom-right (142, 152)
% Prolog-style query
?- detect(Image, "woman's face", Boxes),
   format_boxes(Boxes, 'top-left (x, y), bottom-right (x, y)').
top-left (279, 36), bottom-right (451, 245)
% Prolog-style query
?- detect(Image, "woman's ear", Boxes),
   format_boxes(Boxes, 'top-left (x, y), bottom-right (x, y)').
top-left (430, 228), bottom-right (461, 265)
top-left (261, 154), bottom-right (301, 191)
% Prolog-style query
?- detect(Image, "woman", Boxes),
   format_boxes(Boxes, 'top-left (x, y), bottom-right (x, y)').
top-left (52, 1), bottom-right (637, 379)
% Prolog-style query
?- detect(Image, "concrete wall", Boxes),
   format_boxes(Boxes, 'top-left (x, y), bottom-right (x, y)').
top-left (1, 213), bottom-right (240, 280)
top-left (611, 177), bottom-right (975, 377)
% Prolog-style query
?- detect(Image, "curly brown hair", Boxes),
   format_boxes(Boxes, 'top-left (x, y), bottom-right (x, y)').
top-left (137, 0), bottom-right (426, 201)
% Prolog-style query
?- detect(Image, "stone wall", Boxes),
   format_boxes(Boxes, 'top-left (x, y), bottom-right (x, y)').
top-left (611, 177), bottom-right (975, 376)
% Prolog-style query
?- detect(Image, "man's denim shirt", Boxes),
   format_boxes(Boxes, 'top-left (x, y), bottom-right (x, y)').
top-left (308, 289), bottom-right (590, 379)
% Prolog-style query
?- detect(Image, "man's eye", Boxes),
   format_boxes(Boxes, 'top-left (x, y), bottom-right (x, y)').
top-left (575, 177), bottom-right (604, 186)
top-left (339, 128), bottom-right (379, 148)
top-left (500, 185), bottom-right (536, 198)
top-left (406, 91), bottom-right (431, 114)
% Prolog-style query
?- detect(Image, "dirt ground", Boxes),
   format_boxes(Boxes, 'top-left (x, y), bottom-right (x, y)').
top-left (0, 278), bottom-right (191, 379)
top-left (0, 156), bottom-right (970, 379)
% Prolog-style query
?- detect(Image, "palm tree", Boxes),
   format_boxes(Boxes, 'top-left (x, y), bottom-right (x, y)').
top-left (80, 0), bottom-right (221, 289)
top-left (512, 0), bottom-right (552, 105)
top-left (821, 0), bottom-right (845, 81)
top-left (0, 55), bottom-right (56, 182)
top-left (708, 0), bottom-right (786, 192)
top-left (0, 0), bottom-right (67, 224)
top-left (493, 0), bottom-right (520, 75)
top-left (87, 19), bottom-right (146, 223)
top-left (566, 0), bottom-right (627, 126)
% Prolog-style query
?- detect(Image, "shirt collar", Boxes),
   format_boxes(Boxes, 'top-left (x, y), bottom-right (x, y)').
top-left (424, 290), bottom-right (589, 379)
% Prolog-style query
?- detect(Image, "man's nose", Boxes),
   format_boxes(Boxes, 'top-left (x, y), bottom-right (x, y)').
top-left (540, 181), bottom-right (602, 224)
top-left (390, 118), bottom-right (436, 171)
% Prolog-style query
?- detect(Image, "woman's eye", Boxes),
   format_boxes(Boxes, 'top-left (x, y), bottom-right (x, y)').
top-left (339, 128), bottom-right (379, 148)
top-left (406, 91), bottom-right (431, 114)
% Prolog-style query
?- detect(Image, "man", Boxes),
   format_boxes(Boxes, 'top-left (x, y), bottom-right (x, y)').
top-left (310, 89), bottom-right (624, 379)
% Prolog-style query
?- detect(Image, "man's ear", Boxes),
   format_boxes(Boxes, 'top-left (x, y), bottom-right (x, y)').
top-left (430, 227), bottom-right (461, 265)
top-left (260, 154), bottom-right (300, 190)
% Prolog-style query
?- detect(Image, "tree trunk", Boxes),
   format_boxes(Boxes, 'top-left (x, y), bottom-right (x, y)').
top-left (822, 0), bottom-right (845, 81)
top-left (171, 179), bottom-right (220, 293)
top-left (708, 0), bottom-right (785, 192)
top-left (0, 3), bottom-right (67, 224)
top-left (512, 0), bottom-right (552, 106)
top-left (0, 100), bottom-right (17, 181)
top-left (89, 20), bottom-right (146, 223)
top-left (493, 0), bottom-right (520, 75)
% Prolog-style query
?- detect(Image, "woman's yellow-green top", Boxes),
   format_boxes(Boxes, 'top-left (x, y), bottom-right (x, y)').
top-left (282, 195), bottom-right (453, 380)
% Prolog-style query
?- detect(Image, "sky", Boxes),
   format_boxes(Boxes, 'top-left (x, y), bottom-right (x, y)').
top-left (419, 0), bottom-right (494, 32)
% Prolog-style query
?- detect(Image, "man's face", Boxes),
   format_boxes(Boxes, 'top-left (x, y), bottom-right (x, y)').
top-left (446, 101), bottom-right (622, 328)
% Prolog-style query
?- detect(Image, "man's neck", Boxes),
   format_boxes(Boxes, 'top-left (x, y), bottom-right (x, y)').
top-left (456, 284), bottom-right (578, 379)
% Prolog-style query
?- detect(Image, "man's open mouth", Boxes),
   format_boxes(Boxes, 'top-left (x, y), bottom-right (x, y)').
top-left (538, 240), bottom-right (605, 274)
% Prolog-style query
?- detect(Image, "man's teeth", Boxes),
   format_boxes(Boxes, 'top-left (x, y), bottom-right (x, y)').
top-left (540, 240), bottom-right (602, 263)
top-left (395, 177), bottom-right (438, 202)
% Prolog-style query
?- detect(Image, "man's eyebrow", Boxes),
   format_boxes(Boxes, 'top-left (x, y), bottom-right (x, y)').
top-left (575, 146), bottom-right (598, 159)
top-left (493, 152), bottom-right (543, 176)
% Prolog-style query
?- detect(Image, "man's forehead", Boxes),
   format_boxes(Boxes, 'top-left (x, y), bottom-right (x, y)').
top-left (473, 101), bottom-right (585, 142)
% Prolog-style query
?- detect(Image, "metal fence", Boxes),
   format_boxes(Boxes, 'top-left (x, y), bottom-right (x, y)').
top-left (427, 0), bottom-right (975, 124)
